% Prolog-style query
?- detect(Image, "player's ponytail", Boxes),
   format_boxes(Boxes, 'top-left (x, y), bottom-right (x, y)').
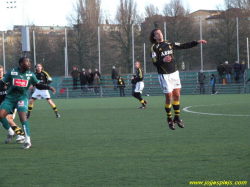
top-left (149, 28), bottom-right (158, 44)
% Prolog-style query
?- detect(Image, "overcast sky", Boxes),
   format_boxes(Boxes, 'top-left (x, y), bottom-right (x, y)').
top-left (0, 0), bottom-right (225, 31)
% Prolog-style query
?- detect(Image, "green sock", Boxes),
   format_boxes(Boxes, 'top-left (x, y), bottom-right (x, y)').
top-left (0, 117), bottom-right (11, 130)
top-left (22, 121), bottom-right (30, 137)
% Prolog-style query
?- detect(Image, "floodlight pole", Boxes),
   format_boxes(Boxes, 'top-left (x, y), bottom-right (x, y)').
top-left (33, 30), bottom-right (36, 67)
top-left (132, 24), bottom-right (135, 74)
top-left (65, 27), bottom-right (68, 77)
top-left (98, 26), bottom-right (101, 73)
top-left (164, 22), bottom-right (166, 40)
top-left (199, 16), bottom-right (203, 71)
top-left (2, 32), bottom-right (6, 73)
top-left (143, 43), bottom-right (146, 74)
top-left (247, 37), bottom-right (249, 69)
top-left (236, 17), bottom-right (239, 62)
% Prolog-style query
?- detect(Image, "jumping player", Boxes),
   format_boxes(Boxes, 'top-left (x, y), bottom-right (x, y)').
top-left (27, 63), bottom-right (60, 118)
top-left (133, 61), bottom-right (147, 109)
top-left (0, 57), bottom-right (56, 149)
top-left (150, 28), bottom-right (207, 130)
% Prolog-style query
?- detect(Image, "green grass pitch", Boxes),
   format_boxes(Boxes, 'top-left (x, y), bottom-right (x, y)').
top-left (0, 94), bottom-right (249, 187)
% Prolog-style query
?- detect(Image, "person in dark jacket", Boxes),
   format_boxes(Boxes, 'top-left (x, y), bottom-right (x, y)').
top-left (80, 68), bottom-right (88, 92)
top-left (71, 67), bottom-right (80, 90)
top-left (210, 74), bottom-right (217, 94)
top-left (233, 61), bottom-right (241, 83)
top-left (93, 73), bottom-right (100, 94)
top-left (217, 62), bottom-right (225, 83)
top-left (94, 69), bottom-right (101, 78)
top-left (87, 69), bottom-right (94, 88)
top-left (198, 70), bottom-right (206, 94)
top-left (240, 60), bottom-right (247, 83)
top-left (111, 66), bottom-right (118, 90)
top-left (117, 76), bottom-right (125, 97)
top-left (225, 61), bottom-right (232, 84)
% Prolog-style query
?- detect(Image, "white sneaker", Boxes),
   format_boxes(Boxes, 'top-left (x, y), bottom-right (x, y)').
top-left (16, 135), bottom-right (25, 143)
top-left (21, 143), bottom-right (32, 149)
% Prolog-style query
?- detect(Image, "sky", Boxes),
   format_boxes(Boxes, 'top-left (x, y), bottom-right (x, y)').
top-left (0, 0), bottom-right (225, 31)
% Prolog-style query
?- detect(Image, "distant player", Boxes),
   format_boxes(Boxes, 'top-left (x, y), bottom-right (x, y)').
top-left (0, 57), bottom-right (56, 149)
top-left (0, 65), bottom-right (25, 143)
top-left (150, 28), bottom-right (207, 130)
top-left (133, 61), bottom-right (147, 109)
top-left (27, 63), bottom-right (60, 118)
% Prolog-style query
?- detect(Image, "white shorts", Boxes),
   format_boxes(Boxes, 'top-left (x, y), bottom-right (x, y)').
top-left (32, 89), bottom-right (51, 99)
top-left (158, 70), bottom-right (181, 94)
top-left (134, 81), bottom-right (144, 93)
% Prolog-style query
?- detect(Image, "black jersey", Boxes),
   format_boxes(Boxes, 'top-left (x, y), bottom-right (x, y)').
top-left (35, 70), bottom-right (52, 89)
top-left (135, 68), bottom-right (143, 82)
top-left (151, 40), bottom-right (198, 74)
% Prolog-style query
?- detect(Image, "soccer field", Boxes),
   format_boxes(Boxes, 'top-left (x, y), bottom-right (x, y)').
top-left (0, 94), bottom-right (249, 187)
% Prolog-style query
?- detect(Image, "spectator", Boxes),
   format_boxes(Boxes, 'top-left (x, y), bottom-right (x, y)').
top-left (211, 74), bottom-right (217, 94)
top-left (93, 73), bottom-right (100, 94)
top-left (80, 68), bottom-right (88, 92)
top-left (87, 69), bottom-right (94, 88)
top-left (71, 67), bottom-right (80, 90)
top-left (233, 61), bottom-right (240, 83)
top-left (217, 62), bottom-right (225, 84)
top-left (198, 70), bottom-right (206, 94)
top-left (111, 66), bottom-right (118, 90)
top-left (117, 76), bottom-right (125, 97)
top-left (94, 68), bottom-right (101, 77)
top-left (240, 60), bottom-right (247, 83)
top-left (131, 75), bottom-right (136, 96)
top-left (225, 61), bottom-right (232, 84)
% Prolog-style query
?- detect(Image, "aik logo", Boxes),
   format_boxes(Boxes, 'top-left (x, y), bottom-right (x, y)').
top-left (161, 50), bottom-right (173, 56)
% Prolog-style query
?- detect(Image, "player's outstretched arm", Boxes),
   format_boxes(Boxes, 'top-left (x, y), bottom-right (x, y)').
top-left (35, 83), bottom-right (56, 94)
top-left (197, 40), bottom-right (207, 44)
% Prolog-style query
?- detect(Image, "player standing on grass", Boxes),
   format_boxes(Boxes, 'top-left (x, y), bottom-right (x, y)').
top-left (133, 61), bottom-right (147, 109)
top-left (0, 65), bottom-right (25, 143)
top-left (0, 57), bottom-right (56, 149)
top-left (150, 28), bottom-right (207, 130)
top-left (26, 63), bottom-right (60, 119)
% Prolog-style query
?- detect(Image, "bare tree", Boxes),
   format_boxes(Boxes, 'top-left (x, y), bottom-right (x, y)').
top-left (163, 0), bottom-right (189, 18)
top-left (208, 0), bottom-right (250, 64)
top-left (67, 0), bottom-right (102, 70)
top-left (162, 0), bottom-right (200, 70)
top-left (226, 0), bottom-right (250, 11)
top-left (109, 0), bottom-right (142, 73)
top-left (145, 4), bottom-right (159, 17)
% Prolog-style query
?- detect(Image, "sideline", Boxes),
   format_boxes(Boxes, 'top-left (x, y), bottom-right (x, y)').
top-left (183, 104), bottom-right (250, 117)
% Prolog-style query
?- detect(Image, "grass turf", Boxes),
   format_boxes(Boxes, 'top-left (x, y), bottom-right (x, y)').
top-left (0, 94), bottom-right (249, 187)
